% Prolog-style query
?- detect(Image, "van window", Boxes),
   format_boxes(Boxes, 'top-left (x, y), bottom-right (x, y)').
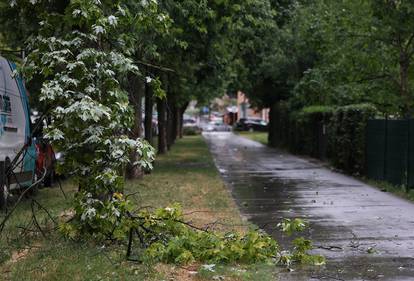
top-left (0, 95), bottom-right (11, 113)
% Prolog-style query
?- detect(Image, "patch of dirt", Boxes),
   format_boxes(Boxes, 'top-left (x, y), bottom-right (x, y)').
top-left (155, 263), bottom-right (199, 281)
top-left (155, 263), bottom-right (242, 281)
top-left (10, 248), bottom-right (30, 263)
top-left (1, 242), bottom-right (41, 280)
top-left (59, 208), bottom-right (75, 222)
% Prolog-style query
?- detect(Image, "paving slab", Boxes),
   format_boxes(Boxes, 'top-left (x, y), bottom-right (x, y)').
top-left (203, 132), bottom-right (414, 281)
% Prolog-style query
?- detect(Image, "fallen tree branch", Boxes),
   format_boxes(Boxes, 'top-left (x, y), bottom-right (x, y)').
top-left (0, 168), bottom-right (47, 235)
top-left (31, 201), bottom-right (47, 238)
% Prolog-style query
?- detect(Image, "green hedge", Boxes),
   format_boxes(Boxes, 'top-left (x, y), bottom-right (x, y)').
top-left (269, 102), bottom-right (377, 175)
top-left (328, 104), bottom-right (377, 175)
top-left (291, 106), bottom-right (334, 157)
top-left (183, 126), bottom-right (201, 136)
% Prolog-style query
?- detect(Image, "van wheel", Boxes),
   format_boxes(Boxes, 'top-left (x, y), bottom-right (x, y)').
top-left (0, 183), bottom-right (8, 211)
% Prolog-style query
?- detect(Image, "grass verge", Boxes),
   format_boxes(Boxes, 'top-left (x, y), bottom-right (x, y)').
top-left (236, 131), bottom-right (268, 145)
top-left (0, 135), bottom-right (277, 281)
top-left (362, 178), bottom-right (414, 202)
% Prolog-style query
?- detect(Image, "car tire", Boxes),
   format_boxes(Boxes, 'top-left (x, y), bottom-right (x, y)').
top-left (0, 160), bottom-right (10, 211)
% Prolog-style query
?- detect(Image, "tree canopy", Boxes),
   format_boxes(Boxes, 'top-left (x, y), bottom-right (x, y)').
top-left (238, 0), bottom-right (414, 117)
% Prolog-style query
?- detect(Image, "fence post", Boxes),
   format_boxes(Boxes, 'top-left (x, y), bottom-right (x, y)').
top-left (407, 119), bottom-right (411, 191)
top-left (383, 117), bottom-right (388, 181)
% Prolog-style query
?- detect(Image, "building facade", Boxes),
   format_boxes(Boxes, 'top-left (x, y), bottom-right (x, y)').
top-left (236, 91), bottom-right (269, 122)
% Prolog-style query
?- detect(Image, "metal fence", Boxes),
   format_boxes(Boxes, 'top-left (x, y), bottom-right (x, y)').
top-left (366, 119), bottom-right (414, 188)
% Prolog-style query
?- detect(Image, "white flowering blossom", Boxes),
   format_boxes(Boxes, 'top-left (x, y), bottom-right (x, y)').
top-left (81, 207), bottom-right (97, 221)
top-left (92, 25), bottom-right (106, 35)
top-left (64, 98), bottom-right (111, 122)
top-left (107, 15), bottom-right (118, 26)
top-left (40, 80), bottom-right (64, 101)
top-left (72, 9), bottom-right (90, 19)
top-left (117, 5), bottom-right (126, 16)
top-left (44, 128), bottom-right (65, 141)
top-left (157, 14), bottom-right (167, 22)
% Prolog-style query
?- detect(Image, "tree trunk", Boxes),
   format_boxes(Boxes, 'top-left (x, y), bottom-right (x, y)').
top-left (166, 99), bottom-right (176, 149)
top-left (179, 111), bottom-right (184, 138)
top-left (268, 103), bottom-right (277, 147)
top-left (175, 106), bottom-right (181, 139)
top-left (126, 75), bottom-right (144, 179)
top-left (178, 102), bottom-right (189, 138)
top-left (144, 79), bottom-right (153, 144)
top-left (167, 97), bottom-right (181, 148)
top-left (157, 98), bottom-right (168, 154)
top-left (400, 50), bottom-right (411, 117)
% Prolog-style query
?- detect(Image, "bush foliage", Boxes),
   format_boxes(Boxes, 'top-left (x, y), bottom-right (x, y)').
top-left (269, 102), bottom-right (377, 175)
top-left (60, 203), bottom-right (324, 266)
top-left (328, 104), bottom-right (377, 174)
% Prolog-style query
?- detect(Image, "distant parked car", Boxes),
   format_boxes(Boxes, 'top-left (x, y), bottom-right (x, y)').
top-left (235, 118), bottom-right (268, 132)
top-left (183, 117), bottom-right (198, 128)
top-left (203, 121), bottom-right (216, 132)
top-left (183, 118), bottom-right (201, 135)
top-left (202, 121), bottom-right (231, 132)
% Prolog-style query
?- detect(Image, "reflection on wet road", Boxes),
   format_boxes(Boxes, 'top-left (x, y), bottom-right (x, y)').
top-left (204, 132), bottom-right (414, 281)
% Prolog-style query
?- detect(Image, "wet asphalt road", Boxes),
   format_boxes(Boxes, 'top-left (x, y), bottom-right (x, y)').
top-left (203, 132), bottom-right (414, 281)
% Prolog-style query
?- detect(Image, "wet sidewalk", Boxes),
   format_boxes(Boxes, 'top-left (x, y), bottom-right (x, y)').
top-left (203, 132), bottom-right (414, 281)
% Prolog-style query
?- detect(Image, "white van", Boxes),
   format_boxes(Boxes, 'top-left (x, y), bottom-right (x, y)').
top-left (0, 56), bottom-right (36, 209)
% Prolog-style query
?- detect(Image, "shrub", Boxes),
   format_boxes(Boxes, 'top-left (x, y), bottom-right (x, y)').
top-left (268, 101), bottom-right (291, 147)
top-left (328, 104), bottom-right (377, 174)
top-left (269, 101), bottom-right (377, 175)
top-left (291, 106), bottom-right (334, 157)
top-left (183, 126), bottom-right (201, 136)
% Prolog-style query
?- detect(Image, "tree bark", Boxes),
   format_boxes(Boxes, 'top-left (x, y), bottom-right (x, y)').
top-left (157, 97), bottom-right (168, 154)
top-left (166, 99), bottom-right (175, 149)
top-left (399, 50), bottom-right (411, 117)
top-left (175, 105), bottom-right (181, 139)
top-left (144, 79), bottom-right (153, 144)
top-left (178, 102), bottom-right (189, 138)
top-left (268, 103), bottom-right (277, 147)
top-left (126, 75), bottom-right (144, 179)
top-left (167, 96), bottom-right (182, 148)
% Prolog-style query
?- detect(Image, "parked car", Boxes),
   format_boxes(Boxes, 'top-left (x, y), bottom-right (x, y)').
top-left (202, 121), bottom-right (232, 132)
top-left (35, 140), bottom-right (57, 187)
top-left (183, 117), bottom-right (198, 128)
top-left (183, 117), bottom-right (202, 135)
top-left (0, 56), bottom-right (37, 209)
top-left (32, 110), bottom-right (61, 187)
top-left (235, 118), bottom-right (268, 132)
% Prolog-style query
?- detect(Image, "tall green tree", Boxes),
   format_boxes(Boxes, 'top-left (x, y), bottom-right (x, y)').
top-left (19, 0), bottom-right (154, 237)
top-left (371, 0), bottom-right (414, 116)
